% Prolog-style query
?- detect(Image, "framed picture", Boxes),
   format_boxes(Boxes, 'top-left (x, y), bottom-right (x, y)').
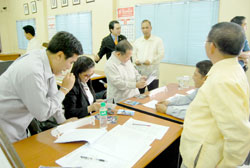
top-left (30, 1), bottom-right (37, 13)
top-left (72, 0), bottom-right (80, 5)
top-left (86, 0), bottom-right (94, 3)
top-left (51, 0), bottom-right (57, 9)
top-left (23, 3), bottom-right (29, 15)
top-left (61, 0), bottom-right (68, 7)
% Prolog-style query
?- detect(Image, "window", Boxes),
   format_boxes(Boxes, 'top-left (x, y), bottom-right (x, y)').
top-left (16, 19), bottom-right (36, 50)
top-left (135, 0), bottom-right (219, 65)
top-left (56, 12), bottom-right (92, 54)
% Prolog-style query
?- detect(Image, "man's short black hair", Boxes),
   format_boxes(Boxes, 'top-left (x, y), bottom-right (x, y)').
top-left (230, 16), bottom-right (246, 26)
top-left (115, 40), bottom-right (133, 55)
top-left (109, 20), bottom-right (120, 32)
top-left (141, 20), bottom-right (151, 26)
top-left (196, 60), bottom-right (213, 76)
top-left (47, 31), bottom-right (83, 59)
top-left (23, 25), bottom-right (35, 36)
top-left (207, 22), bottom-right (245, 56)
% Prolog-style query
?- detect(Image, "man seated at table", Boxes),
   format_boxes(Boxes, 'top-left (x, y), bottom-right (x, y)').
top-left (105, 40), bottom-right (146, 103)
top-left (155, 60), bottom-right (212, 119)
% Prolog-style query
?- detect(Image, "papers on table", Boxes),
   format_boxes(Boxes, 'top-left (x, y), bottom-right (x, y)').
top-left (149, 86), bottom-right (168, 97)
top-left (123, 118), bottom-right (169, 140)
top-left (54, 128), bottom-right (107, 144)
top-left (143, 100), bottom-right (158, 109)
top-left (56, 118), bottom-right (169, 168)
top-left (51, 116), bottom-right (95, 137)
top-left (146, 75), bottom-right (157, 85)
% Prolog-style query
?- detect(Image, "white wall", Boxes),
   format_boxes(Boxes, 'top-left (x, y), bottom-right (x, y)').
top-left (0, 0), bottom-right (250, 85)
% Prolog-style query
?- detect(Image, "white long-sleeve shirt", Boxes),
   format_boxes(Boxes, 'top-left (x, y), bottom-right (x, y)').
top-left (0, 49), bottom-right (66, 143)
top-left (166, 89), bottom-right (198, 119)
top-left (27, 37), bottom-right (42, 52)
top-left (105, 53), bottom-right (141, 103)
top-left (133, 35), bottom-right (164, 78)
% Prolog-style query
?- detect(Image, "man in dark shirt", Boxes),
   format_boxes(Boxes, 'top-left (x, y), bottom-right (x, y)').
top-left (94, 20), bottom-right (126, 63)
top-left (231, 16), bottom-right (250, 71)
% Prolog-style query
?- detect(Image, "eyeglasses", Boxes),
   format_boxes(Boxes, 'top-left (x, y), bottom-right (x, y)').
top-left (82, 72), bottom-right (94, 78)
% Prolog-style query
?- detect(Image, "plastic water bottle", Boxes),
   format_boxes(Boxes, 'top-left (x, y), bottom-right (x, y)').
top-left (99, 102), bottom-right (107, 128)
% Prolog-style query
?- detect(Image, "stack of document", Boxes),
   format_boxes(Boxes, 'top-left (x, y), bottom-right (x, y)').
top-left (143, 100), bottom-right (158, 109)
top-left (54, 128), bottom-right (107, 144)
top-left (56, 118), bottom-right (169, 168)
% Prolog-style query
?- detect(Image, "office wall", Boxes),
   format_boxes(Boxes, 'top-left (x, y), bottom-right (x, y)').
top-left (0, 0), bottom-right (113, 56)
top-left (0, 0), bottom-right (250, 85)
top-left (117, 0), bottom-right (250, 85)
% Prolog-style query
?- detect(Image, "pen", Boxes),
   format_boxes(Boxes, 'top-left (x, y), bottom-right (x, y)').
top-left (80, 156), bottom-right (106, 162)
top-left (132, 123), bottom-right (151, 127)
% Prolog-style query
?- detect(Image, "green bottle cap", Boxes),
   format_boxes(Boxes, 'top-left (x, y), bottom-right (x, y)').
top-left (101, 102), bottom-right (106, 107)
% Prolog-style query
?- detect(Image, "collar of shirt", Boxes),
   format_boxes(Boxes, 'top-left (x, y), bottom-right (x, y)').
top-left (111, 34), bottom-right (117, 42)
top-left (29, 37), bottom-right (36, 42)
top-left (207, 57), bottom-right (238, 77)
top-left (142, 35), bottom-right (155, 41)
top-left (111, 52), bottom-right (127, 65)
top-left (42, 49), bottom-right (54, 79)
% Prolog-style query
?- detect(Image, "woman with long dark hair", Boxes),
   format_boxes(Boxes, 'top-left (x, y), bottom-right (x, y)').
top-left (63, 56), bottom-right (101, 119)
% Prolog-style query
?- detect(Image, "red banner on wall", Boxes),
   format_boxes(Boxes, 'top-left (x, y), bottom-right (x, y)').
top-left (117, 7), bottom-right (134, 18)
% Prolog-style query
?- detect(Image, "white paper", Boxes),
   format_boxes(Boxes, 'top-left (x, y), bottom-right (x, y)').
top-left (56, 125), bottom-right (153, 168)
top-left (51, 116), bottom-right (95, 137)
top-left (56, 145), bottom-right (124, 168)
top-left (91, 125), bottom-right (154, 161)
top-left (143, 100), bottom-right (158, 109)
top-left (123, 118), bottom-right (169, 140)
top-left (54, 128), bottom-right (107, 144)
top-left (146, 75), bottom-right (157, 85)
top-left (149, 86), bottom-right (167, 97)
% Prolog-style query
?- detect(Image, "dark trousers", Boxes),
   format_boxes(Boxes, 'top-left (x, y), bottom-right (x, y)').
top-left (139, 79), bottom-right (159, 94)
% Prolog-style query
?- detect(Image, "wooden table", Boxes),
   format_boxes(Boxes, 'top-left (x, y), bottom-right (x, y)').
top-left (13, 106), bottom-right (182, 168)
top-left (118, 83), bottom-right (194, 124)
top-left (0, 53), bottom-right (20, 61)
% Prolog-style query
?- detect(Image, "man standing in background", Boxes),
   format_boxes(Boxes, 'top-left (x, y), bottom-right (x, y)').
top-left (94, 20), bottom-right (127, 63)
top-left (231, 16), bottom-right (250, 71)
top-left (23, 25), bottom-right (42, 52)
top-left (133, 20), bottom-right (164, 93)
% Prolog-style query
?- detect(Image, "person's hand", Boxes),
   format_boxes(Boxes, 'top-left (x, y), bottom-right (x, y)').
top-left (135, 60), bottom-right (141, 66)
top-left (155, 104), bottom-right (167, 113)
top-left (136, 81), bottom-right (146, 89)
top-left (96, 99), bottom-right (104, 103)
top-left (60, 73), bottom-right (75, 95)
top-left (158, 100), bottom-right (169, 106)
top-left (94, 55), bottom-right (100, 62)
top-left (90, 102), bottom-right (101, 112)
top-left (143, 60), bottom-right (151, 66)
top-left (140, 76), bottom-right (147, 82)
top-left (239, 52), bottom-right (249, 64)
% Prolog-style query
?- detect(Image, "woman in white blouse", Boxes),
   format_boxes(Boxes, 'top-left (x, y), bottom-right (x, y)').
top-left (63, 56), bottom-right (101, 119)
